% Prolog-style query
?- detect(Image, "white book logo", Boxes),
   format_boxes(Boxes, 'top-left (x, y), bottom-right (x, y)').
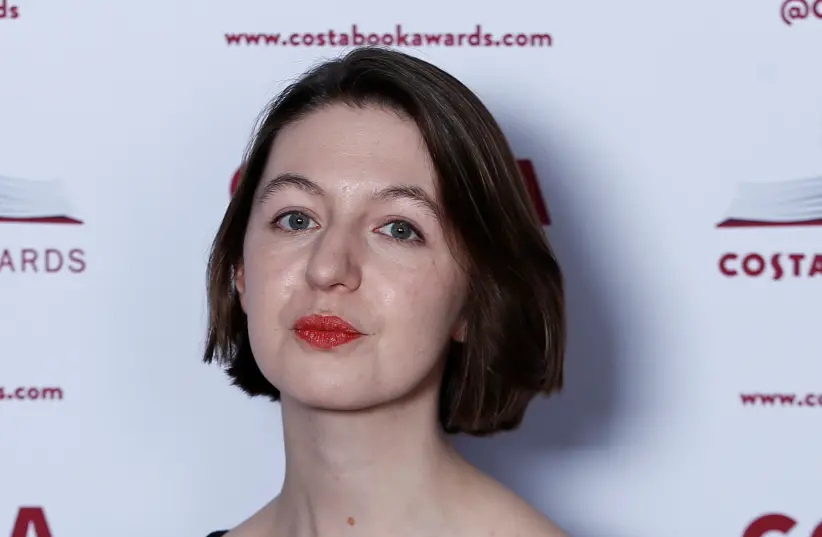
top-left (718, 176), bottom-right (822, 227)
top-left (0, 175), bottom-right (83, 224)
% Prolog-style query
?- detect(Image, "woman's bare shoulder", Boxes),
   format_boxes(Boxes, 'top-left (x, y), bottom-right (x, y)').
top-left (457, 467), bottom-right (568, 537)
top-left (212, 497), bottom-right (278, 537)
top-left (478, 491), bottom-right (568, 537)
top-left (506, 503), bottom-right (569, 537)
top-left (213, 473), bottom-right (568, 537)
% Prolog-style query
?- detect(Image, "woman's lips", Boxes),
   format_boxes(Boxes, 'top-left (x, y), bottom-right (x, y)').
top-left (293, 314), bottom-right (364, 350)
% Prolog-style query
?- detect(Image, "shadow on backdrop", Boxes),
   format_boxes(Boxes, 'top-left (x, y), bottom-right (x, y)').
top-left (452, 114), bottom-right (632, 537)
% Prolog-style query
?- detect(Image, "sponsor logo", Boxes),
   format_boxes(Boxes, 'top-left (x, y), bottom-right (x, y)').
top-left (717, 176), bottom-right (822, 228)
top-left (0, 0), bottom-right (20, 20)
top-left (718, 253), bottom-right (822, 279)
top-left (0, 175), bottom-right (83, 225)
top-left (0, 175), bottom-right (87, 274)
top-left (781, 0), bottom-right (822, 25)
top-left (8, 507), bottom-right (52, 537)
top-left (717, 176), bottom-right (821, 279)
top-left (230, 159), bottom-right (552, 226)
top-left (744, 514), bottom-right (822, 537)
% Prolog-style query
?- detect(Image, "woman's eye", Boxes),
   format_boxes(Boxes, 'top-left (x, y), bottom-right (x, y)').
top-left (274, 211), bottom-right (318, 232)
top-left (375, 220), bottom-right (422, 242)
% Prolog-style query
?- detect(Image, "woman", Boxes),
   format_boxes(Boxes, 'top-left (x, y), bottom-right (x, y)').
top-left (203, 46), bottom-right (566, 537)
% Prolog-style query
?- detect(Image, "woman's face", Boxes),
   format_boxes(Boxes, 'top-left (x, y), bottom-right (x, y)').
top-left (236, 103), bottom-right (469, 410)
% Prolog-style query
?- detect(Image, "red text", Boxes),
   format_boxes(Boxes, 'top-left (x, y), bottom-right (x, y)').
top-left (0, 386), bottom-right (64, 401)
top-left (718, 252), bottom-right (822, 280)
top-left (9, 507), bottom-right (52, 537)
top-left (225, 24), bottom-right (552, 48)
top-left (744, 514), bottom-right (822, 537)
top-left (0, 0), bottom-right (20, 19)
top-left (781, 0), bottom-right (822, 25)
top-left (740, 393), bottom-right (822, 407)
top-left (0, 248), bottom-right (86, 274)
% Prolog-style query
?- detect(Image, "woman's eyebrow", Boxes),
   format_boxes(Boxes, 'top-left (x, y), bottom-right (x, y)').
top-left (370, 185), bottom-right (441, 221)
top-left (258, 173), bottom-right (324, 203)
top-left (258, 174), bottom-right (441, 221)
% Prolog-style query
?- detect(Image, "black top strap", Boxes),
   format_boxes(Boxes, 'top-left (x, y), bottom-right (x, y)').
top-left (206, 532), bottom-right (228, 537)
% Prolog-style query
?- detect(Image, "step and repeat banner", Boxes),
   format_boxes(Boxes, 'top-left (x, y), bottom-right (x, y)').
top-left (1, 0), bottom-right (821, 535)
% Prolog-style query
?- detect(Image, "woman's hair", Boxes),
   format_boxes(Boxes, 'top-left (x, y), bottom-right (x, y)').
top-left (204, 46), bottom-right (565, 436)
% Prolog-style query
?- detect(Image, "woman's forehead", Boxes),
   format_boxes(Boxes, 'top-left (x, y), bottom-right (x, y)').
top-left (264, 104), bottom-right (438, 194)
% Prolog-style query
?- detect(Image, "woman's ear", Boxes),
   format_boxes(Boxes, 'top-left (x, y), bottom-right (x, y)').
top-left (235, 263), bottom-right (247, 312)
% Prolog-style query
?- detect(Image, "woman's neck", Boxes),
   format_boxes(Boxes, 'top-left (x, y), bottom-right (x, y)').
top-left (271, 393), bottom-right (470, 537)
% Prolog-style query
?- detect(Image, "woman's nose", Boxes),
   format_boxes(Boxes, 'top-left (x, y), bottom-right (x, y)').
top-left (304, 223), bottom-right (363, 292)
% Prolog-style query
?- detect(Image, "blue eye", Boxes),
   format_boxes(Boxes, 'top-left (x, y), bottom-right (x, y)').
top-left (375, 220), bottom-right (423, 242)
top-left (274, 211), bottom-right (319, 231)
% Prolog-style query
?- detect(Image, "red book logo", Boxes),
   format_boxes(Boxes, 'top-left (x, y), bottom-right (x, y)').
top-left (230, 159), bottom-right (550, 226)
top-left (0, 176), bottom-right (83, 225)
top-left (717, 177), bottom-right (822, 228)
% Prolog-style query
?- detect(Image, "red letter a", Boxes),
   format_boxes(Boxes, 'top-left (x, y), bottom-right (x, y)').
top-left (11, 507), bottom-right (52, 537)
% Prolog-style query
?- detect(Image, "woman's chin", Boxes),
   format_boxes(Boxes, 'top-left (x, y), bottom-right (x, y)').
top-left (279, 382), bottom-right (391, 411)
top-left (277, 378), bottom-right (417, 412)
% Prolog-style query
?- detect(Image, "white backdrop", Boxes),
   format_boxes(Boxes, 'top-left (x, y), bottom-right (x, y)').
top-left (2, 0), bottom-right (821, 535)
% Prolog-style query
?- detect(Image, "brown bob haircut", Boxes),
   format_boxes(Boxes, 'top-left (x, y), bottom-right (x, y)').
top-left (204, 46), bottom-right (565, 436)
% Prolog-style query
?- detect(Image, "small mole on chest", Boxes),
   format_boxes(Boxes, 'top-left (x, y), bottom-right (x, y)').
top-left (347, 516), bottom-right (356, 526)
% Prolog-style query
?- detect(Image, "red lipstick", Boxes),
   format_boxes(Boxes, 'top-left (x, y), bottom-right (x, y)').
top-left (293, 314), bottom-right (363, 350)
